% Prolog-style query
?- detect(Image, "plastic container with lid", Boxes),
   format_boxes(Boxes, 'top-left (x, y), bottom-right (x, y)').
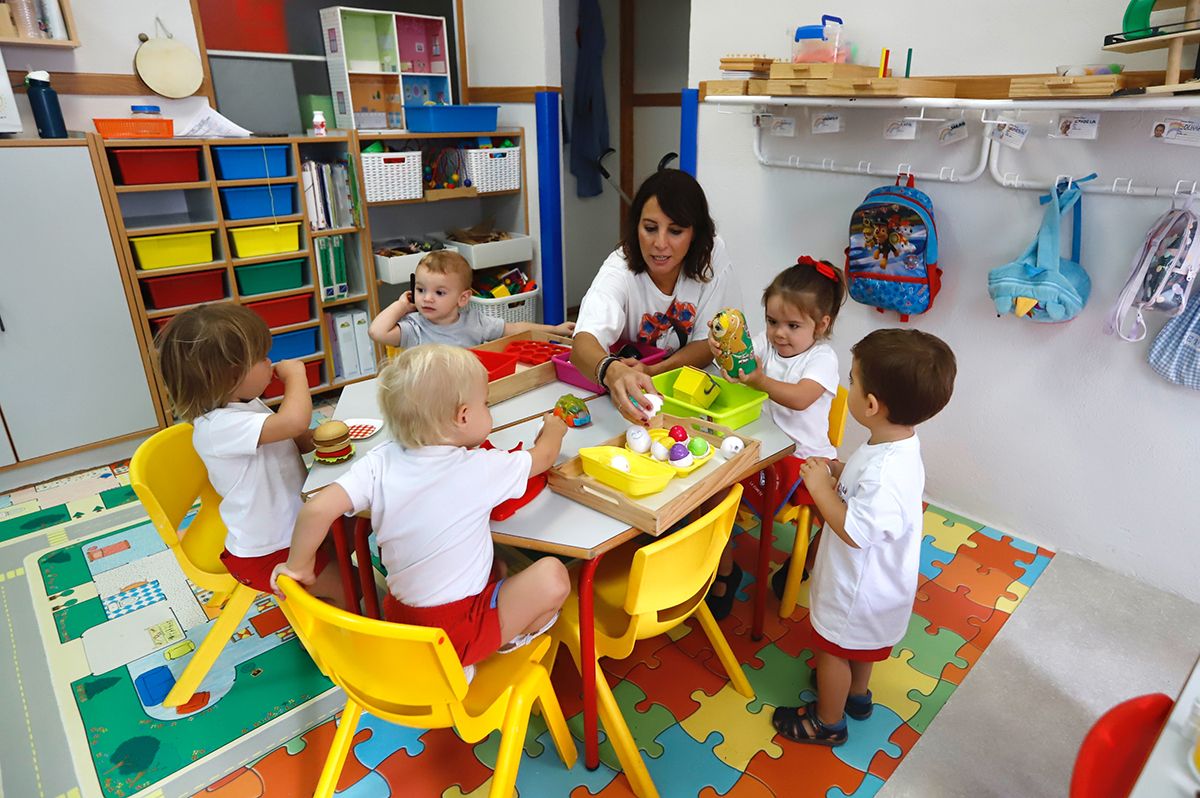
top-left (791, 14), bottom-right (850, 64)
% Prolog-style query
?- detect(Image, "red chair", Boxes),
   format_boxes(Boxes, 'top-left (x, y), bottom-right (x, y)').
top-left (1069, 693), bottom-right (1173, 798)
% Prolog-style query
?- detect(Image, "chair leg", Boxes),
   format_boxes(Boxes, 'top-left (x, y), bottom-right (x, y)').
top-left (491, 674), bottom-right (535, 798)
top-left (779, 506), bottom-right (812, 619)
top-left (313, 700), bottom-right (362, 798)
top-left (694, 603), bottom-right (754, 699)
top-left (535, 667), bottom-right (578, 769)
top-left (163, 584), bottom-right (257, 707)
top-left (592, 660), bottom-right (659, 798)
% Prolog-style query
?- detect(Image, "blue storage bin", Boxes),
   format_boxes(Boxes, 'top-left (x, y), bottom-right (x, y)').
top-left (220, 185), bottom-right (296, 220)
top-left (403, 104), bottom-right (499, 133)
top-left (268, 328), bottom-right (319, 362)
top-left (212, 145), bottom-right (291, 180)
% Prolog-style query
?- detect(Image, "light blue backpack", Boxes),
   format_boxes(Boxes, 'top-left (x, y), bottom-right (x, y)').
top-left (988, 175), bottom-right (1096, 323)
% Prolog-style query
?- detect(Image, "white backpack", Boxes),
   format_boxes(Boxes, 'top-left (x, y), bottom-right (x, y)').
top-left (1107, 198), bottom-right (1200, 342)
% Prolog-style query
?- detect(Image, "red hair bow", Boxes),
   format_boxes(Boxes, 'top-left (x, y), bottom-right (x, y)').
top-left (797, 255), bottom-right (837, 281)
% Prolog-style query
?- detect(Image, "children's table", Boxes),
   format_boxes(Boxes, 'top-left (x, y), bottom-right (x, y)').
top-left (1128, 651), bottom-right (1200, 796)
top-left (300, 376), bottom-right (796, 770)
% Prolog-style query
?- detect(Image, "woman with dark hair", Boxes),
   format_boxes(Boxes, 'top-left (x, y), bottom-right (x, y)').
top-left (571, 169), bottom-right (738, 425)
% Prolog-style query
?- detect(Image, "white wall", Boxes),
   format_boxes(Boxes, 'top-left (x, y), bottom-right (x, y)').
top-left (689, 0), bottom-right (1200, 601)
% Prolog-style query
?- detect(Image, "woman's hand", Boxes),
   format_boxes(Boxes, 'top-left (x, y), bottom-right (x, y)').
top-left (605, 361), bottom-right (659, 426)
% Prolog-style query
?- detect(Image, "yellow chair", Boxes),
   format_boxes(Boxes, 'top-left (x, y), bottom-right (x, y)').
top-left (549, 484), bottom-right (753, 798)
top-left (275, 575), bottom-right (576, 798)
top-left (129, 423), bottom-right (260, 707)
top-left (778, 385), bottom-right (850, 618)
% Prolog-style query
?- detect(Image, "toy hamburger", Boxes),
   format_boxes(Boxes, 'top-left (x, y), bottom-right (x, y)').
top-left (313, 420), bottom-right (353, 464)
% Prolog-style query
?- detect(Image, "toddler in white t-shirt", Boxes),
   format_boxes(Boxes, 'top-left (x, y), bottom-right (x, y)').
top-left (772, 328), bottom-right (956, 748)
top-left (274, 344), bottom-right (571, 681)
top-left (704, 256), bottom-right (847, 620)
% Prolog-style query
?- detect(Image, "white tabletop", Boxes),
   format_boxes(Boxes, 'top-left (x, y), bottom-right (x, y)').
top-left (1129, 653), bottom-right (1200, 797)
top-left (302, 376), bottom-right (796, 558)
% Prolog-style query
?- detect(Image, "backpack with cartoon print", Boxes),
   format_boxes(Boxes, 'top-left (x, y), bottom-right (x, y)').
top-left (845, 175), bottom-right (941, 321)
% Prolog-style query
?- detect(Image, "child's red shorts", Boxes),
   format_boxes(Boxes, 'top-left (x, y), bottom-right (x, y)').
top-left (220, 547), bottom-right (331, 594)
top-left (806, 616), bottom-right (894, 662)
top-left (383, 576), bottom-right (504, 667)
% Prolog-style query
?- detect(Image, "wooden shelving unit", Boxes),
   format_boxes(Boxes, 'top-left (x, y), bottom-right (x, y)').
top-left (95, 133), bottom-right (383, 413)
top-left (0, 0), bottom-right (79, 48)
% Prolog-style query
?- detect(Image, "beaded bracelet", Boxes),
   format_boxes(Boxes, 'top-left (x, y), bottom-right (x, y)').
top-left (595, 354), bottom-right (619, 388)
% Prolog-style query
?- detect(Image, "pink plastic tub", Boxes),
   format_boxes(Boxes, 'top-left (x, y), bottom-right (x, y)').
top-left (552, 340), bottom-right (668, 394)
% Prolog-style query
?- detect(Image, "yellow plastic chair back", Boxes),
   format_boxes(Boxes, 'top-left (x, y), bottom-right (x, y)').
top-left (828, 385), bottom-right (849, 448)
top-left (129, 423), bottom-right (230, 587)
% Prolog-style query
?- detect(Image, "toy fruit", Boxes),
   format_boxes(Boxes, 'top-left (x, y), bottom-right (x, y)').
top-left (313, 421), bottom-right (354, 464)
top-left (668, 425), bottom-right (688, 442)
top-left (625, 426), bottom-right (652, 454)
top-left (610, 454), bottom-right (631, 472)
top-left (720, 436), bottom-right (745, 457)
top-left (554, 393), bottom-right (591, 427)
top-left (710, 308), bottom-right (758, 378)
top-left (688, 437), bottom-right (710, 457)
top-left (668, 443), bottom-right (694, 469)
top-left (650, 440), bottom-right (671, 461)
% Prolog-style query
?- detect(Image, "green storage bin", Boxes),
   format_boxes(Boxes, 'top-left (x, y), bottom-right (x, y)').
top-left (235, 258), bottom-right (306, 296)
top-left (652, 368), bottom-right (769, 429)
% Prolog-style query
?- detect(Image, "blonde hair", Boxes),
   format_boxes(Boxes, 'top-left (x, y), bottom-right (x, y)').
top-left (417, 249), bottom-right (473, 292)
top-left (377, 344), bottom-right (486, 447)
top-left (156, 303), bottom-right (271, 421)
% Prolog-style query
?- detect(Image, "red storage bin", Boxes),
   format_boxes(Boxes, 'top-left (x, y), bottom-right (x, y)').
top-left (245, 294), bottom-right (311, 328)
top-left (111, 147), bottom-right (202, 185)
top-left (471, 348), bottom-right (518, 382)
top-left (263, 360), bottom-right (322, 399)
top-left (143, 269), bottom-right (226, 309)
top-left (149, 316), bottom-right (174, 335)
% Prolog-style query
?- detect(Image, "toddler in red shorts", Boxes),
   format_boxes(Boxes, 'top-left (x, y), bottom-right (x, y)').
top-left (155, 304), bottom-right (345, 607)
top-left (274, 344), bottom-right (570, 682)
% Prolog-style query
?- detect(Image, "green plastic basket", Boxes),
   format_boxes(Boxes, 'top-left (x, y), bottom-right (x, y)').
top-left (651, 369), bottom-right (769, 429)
top-left (235, 258), bottom-right (306, 296)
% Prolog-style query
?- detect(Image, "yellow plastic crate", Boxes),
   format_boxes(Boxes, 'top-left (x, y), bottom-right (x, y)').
top-left (229, 222), bottom-right (301, 259)
top-left (130, 230), bottom-right (217, 270)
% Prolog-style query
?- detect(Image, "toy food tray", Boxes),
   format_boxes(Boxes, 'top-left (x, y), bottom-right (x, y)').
top-left (503, 340), bottom-right (571, 366)
top-left (548, 415), bottom-right (761, 536)
top-left (624, 429), bottom-right (715, 476)
top-left (473, 330), bottom-right (576, 405)
top-left (652, 368), bottom-right (769, 429)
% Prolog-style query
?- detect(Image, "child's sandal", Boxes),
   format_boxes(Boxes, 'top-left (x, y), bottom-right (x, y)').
top-left (771, 701), bottom-right (847, 747)
top-left (705, 562), bottom-right (743, 621)
top-left (807, 670), bottom-right (874, 721)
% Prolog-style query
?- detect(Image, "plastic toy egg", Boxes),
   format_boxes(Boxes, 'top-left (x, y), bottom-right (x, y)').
top-left (650, 440), bottom-right (671, 461)
top-left (720, 436), bottom-right (745, 457)
top-left (625, 426), bottom-right (651, 454)
top-left (610, 454), bottom-right (631, 473)
top-left (688, 437), bottom-right (710, 457)
top-left (668, 425), bottom-right (688, 443)
top-left (637, 392), bottom-right (663, 420)
top-left (668, 443), bottom-right (694, 469)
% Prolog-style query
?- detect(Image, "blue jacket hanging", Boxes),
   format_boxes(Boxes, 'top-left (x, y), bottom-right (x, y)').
top-left (570, 0), bottom-right (609, 198)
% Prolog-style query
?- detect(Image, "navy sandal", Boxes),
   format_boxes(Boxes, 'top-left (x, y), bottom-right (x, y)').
top-left (808, 669), bottom-right (875, 720)
top-left (705, 561), bottom-right (743, 621)
top-left (772, 701), bottom-right (847, 747)
top-left (770, 556), bottom-right (810, 602)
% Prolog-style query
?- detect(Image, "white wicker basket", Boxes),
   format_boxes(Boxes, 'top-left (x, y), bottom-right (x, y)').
top-left (361, 152), bottom-right (423, 202)
top-left (463, 146), bottom-right (521, 193)
top-left (470, 286), bottom-right (539, 324)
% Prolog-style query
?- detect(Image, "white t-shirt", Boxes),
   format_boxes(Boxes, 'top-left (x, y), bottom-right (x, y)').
top-left (335, 442), bottom-right (532, 607)
top-left (809, 435), bottom-right (925, 650)
top-left (192, 399), bottom-right (306, 558)
top-left (752, 334), bottom-right (838, 459)
top-left (574, 236), bottom-right (738, 354)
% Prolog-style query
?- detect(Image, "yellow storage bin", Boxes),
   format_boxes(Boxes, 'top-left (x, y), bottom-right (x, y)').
top-left (579, 446), bottom-right (675, 497)
top-left (671, 366), bottom-right (721, 409)
top-left (229, 222), bottom-right (301, 259)
top-left (131, 230), bottom-right (216, 270)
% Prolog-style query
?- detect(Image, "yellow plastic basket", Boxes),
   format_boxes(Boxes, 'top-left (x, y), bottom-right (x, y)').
top-left (130, 230), bottom-right (216, 270)
top-left (579, 446), bottom-right (676, 497)
top-left (229, 222), bottom-right (301, 259)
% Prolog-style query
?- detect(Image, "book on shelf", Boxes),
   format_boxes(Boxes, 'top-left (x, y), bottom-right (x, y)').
top-left (301, 159), bottom-right (357, 231)
top-left (351, 309), bottom-right (377, 376)
top-left (328, 311), bottom-right (361, 382)
top-left (331, 234), bottom-right (349, 298)
top-left (315, 237), bottom-right (336, 301)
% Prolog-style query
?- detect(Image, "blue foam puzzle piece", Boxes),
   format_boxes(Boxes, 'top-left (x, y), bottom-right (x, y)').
top-left (918, 535), bottom-right (947, 580)
top-left (831, 705), bottom-right (904, 773)
top-left (646, 725), bottom-right (740, 797)
top-left (514, 730), bottom-right (616, 796)
top-left (1015, 551), bottom-right (1052, 587)
top-left (976, 525), bottom-right (1039, 554)
top-left (334, 770), bottom-right (391, 798)
top-left (830, 773), bottom-right (885, 798)
top-left (352, 712), bottom-right (425, 769)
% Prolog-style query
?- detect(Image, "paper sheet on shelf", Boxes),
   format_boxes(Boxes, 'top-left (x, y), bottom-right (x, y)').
top-left (173, 105), bottom-right (253, 138)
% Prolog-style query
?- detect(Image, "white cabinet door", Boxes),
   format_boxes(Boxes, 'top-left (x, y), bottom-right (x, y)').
top-left (0, 145), bottom-right (158, 460)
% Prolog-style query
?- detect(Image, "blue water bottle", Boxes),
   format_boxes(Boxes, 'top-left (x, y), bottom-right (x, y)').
top-left (25, 71), bottom-right (67, 139)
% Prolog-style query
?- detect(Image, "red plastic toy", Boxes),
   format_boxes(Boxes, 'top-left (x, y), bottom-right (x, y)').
top-left (470, 348), bottom-right (519, 381)
top-left (503, 340), bottom-right (571, 366)
top-left (480, 440), bottom-right (547, 520)
top-left (668, 425), bottom-right (688, 442)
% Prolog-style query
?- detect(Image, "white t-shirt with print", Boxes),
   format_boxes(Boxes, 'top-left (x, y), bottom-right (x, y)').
top-left (192, 399), bottom-right (306, 558)
top-left (574, 236), bottom-right (738, 354)
top-left (752, 334), bottom-right (838, 459)
top-left (809, 435), bottom-right (925, 650)
top-left (335, 442), bottom-right (532, 607)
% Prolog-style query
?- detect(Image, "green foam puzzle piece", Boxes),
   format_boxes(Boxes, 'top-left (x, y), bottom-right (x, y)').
top-left (907, 678), bottom-right (957, 734)
top-left (893, 615), bottom-right (970, 680)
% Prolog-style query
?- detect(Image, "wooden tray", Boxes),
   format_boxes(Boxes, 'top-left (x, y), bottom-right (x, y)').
top-left (765, 77), bottom-right (957, 98)
top-left (769, 62), bottom-right (883, 80)
top-left (701, 79), bottom-right (749, 97)
top-left (1009, 74), bottom-right (1126, 98)
top-left (720, 56), bottom-right (773, 73)
top-left (475, 331), bottom-right (575, 405)
top-left (548, 415), bottom-right (761, 535)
